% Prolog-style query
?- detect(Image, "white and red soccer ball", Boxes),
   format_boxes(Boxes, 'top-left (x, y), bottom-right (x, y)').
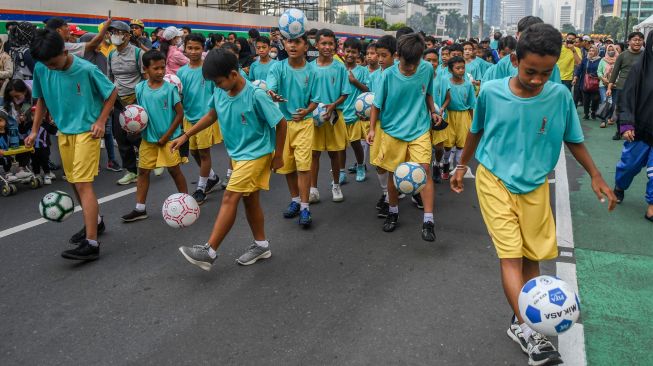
top-left (251, 79), bottom-right (268, 91)
top-left (119, 104), bottom-right (148, 134)
top-left (164, 73), bottom-right (183, 95)
top-left (162, 193), bottom-right (200, 228)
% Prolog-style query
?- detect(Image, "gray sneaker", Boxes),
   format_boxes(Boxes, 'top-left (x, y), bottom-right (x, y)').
top-left (179, 244), bottom-right (216, 271)
top-left (236, 243), bottom-right (271, 266)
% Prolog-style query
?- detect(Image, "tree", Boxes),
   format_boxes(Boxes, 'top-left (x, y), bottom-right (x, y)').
top-left (365, 16), bottom-right (387, 30)
top-left (604, 16), bottom-right (624, 40)
top-left (445, 10), bottom-right (467, 39)
top-left (560, 23), bottom-right (577, 34)
top-left (336, 11), bottom-right (357, 26)
top-left (389, 22), bottom-right (407, 31)
top-left (407, 12), bottom-right (435, 34)
top-left (593, 15), bottom-right (607, 34)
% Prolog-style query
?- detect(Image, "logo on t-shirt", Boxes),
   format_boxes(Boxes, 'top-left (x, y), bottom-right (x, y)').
top-left (421, 84), bottom-right (426, 95)
top-left (539, 117), bottom-right (548, 134)
top-left (163, 100), bottom-right (168, 110)
top-left (76, 83), bottom-right (81, 95)
top-left (241, 113), bottom-right (247, 125)
top-left (332, 76), bottom-right (335, 85)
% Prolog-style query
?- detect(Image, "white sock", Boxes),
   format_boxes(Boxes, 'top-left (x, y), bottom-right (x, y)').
top-left (454, 149), bottom-right (463, 166)
top-left (198, 176), bottom-right (208, 191)
top-left (449, 148), bottom-right (457, 165)
top-left (361, 140), bottom-right (369, 163)
top-left (226, 169), bottom-right (233, 178)
top-left (389, 205), bottom-right (399, 214)
top-left (291, 196), bottom-right (300, 203)
top-left (423, 212), bottom-right (434, 223)
top-left (97, 215), bottom-right (102, 224)
top-left (135, 203), bottom-right (146, 212)
top-left (86, 239), bottom-right (99, 247)
top-left (207, 245), bottom-right (217, 258)
top-left (310, 186), bottom-right (319, 194)
top-left (520, 323), bottom-right (534, 340)
top-left (443, 150), bottom-right (452, 164)
top-left (377, 172), bottom-right (388, 191)
top-left (209, 169), bottom-right (217, 180)
top-left (384, 193), bottom-right (389, 203)
top-left (255, 240), bottom-right (269, 248)
top-left (332, 183), bottom-right (340, 189)
top-left (300, 202), bottom-right (309, 211)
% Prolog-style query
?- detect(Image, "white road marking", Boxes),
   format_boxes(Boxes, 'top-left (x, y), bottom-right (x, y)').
top-left (0, 187), bottom-right (136, 239)
top-left (554, 147), bottom-right (587, 366)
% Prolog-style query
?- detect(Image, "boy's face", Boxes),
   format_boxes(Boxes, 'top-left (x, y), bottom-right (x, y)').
top-left (463, 45), bottom-right (474, 60)
top-left (500, 47), bottom-right (513, 57)
top-left (285, 38), bottom-right (308, 59)
top-left (451, 62), bottom-right (466, 78)
top-left (425, 41), bottom-right (434, 49)
top-left (44, 51), bottom-right (69, 71)
top-left (399, 57), bottom-right (419, 74)
top-left (344, 46), bottom-right (359, 64)
top-left (629, 35), bottom-right (644, 52)
top-left (212, 70), bottom-right (239, 91)
top-left (145, 59), bottom-right (166, 81)
top-left (256, 41), bottom-right (270, 58)
top-left (450, 50), bottom-right (463, 58)
top-left (366, 47), bottom-right (378, 65)
top-left (424, 53), bottom-right (438, 71)
top-left (512, 52), bottom-right (557, 92)
top-left (476, 48), bottom-right (484, 57)
top-left (317, 35), bottom-right (335, 58)
top-left (185, 40), bottom-right (204, 62)
top-left (376, 47), bottom-right (393, 69)
top-left (228, 34), bottom-right (236, 43)
top-left (441, 50), bottom-right (450, 64)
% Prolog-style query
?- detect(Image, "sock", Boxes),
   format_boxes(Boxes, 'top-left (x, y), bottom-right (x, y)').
top-left (377, 171), bottom-right (388, 191)
top-left (86, 239), bottom-right (99, 247)
top-left (300, 202), bottom-right (309, 211)
top-left (455, 149), bottom-right (463, 167)
top-left (226, 169), bottom-right (233, 178)
top-left (255, 240), bottom-right (269, 248)
top-left (520, 323), bottom-right (534, 340)
top-left (423, 213), bottom-right (434, 223)
top-left (384, 194), bottom-right (389, 203)
top-left (207, 245), bottom-right (217, 258)
top-left (135, 203), bottom-right (146, 212)
top-left (361, 140), bottom-right (369, 163)
top-left (389, 205), bottom-right (399, 214)
top-left (339, 168), bottom-right (346, 173)
top-left (198, 176), bottom-right (208, 191)
top-left (97, 215), bottom-right (102, 224)
top-left (209, 169), bottom-right (217, 180)
top-left (310, 186), bottom-right (319, 194)
top-left (291, 196), bottom-right (300, 203)
top-left (449, 148), bottom-right (457, 165)
top-left (332, 183), bottom-right (340, 189)
top-left (443, 150), bottom-right (451, 163)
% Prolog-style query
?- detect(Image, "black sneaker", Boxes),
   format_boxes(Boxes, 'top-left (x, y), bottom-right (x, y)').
top-left (376, 194), bottom-right (386, 210)
top-left (432, 163), bottom-right (442, 183)
top-left (121, 209), bottom-right (148, 222)
top-left (204, 176), bottom-right (221, 194)
top-left (411, 193), bottom-right (424, 209)
top-left (192, 189), bottom-right (207, 205)
top-left (526, 333), bottom-right (563, 366)
top-left (382, 212), bottom-right (398, 232)
top-left (612, 132), bottom-right (621, 140)
top-left (378, 201), bottom-right (389, 218)
top-left (614, 187), bottom-right (624, 204)
top-left (61, 240), bottom-right (100, 261)
top-left (69, 216), bottom-right (105, 244)
top-left (421, 221), bottom-right (435, 241)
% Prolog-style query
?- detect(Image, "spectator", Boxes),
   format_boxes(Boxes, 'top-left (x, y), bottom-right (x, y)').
top-left (598, 44), bottom-right (619, 127)
top-left (181, 26), bottom-right (191, 40)
top-left (557, 32), bottom-right (582, 92)
top-left (151, 27), bottom-right (162, 49)
top-left (490, 31), bottom-right (501, 50)
top-left (160, 26), bottom-right (189, 75)
top-left (129, 19), bottom-right (152, 50)
top-left (425, 35), bottom-right (436, 49)
top-left (3, 21), bottom-right (18, 53)
top-left (247, 28), bottom-right (259, 55)
top-left (8, 21), bottom-right (35, 80)
top-left (305, 28), bottom-right (319, 61)
top-left (227, 32), bottom-right (237, 43)
top-left (208, 33), bottom-right (225, 50)
top-left (269, 27), bottom-right (288, 60)
top-left (67, 24), bottom-right (87, 43)
top-left (269, 45), bottom-right (279, 60)
top-left (45, 17), bottom-right (110, 58)
top-left (0, 38), bottom-right (13, 97)
top-left (573, 45), bottom-right (601, 121)
top-left (236, 37), bottom-right (253, 67)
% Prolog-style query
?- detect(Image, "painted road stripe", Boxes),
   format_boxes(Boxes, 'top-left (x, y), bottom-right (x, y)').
top-left (554, 147), bottom-right (587, 366)
top-left (0, 187), bottom-right (136, 239)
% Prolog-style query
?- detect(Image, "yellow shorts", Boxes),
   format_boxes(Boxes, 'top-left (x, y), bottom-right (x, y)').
top-left (138, 140), bottom-right (182, 170)
top-left (58, 132), bottom-right (101, 183)
top-left (228, 153), bottom-right (273, 195)
top-left (183, 118), bottom-right (222, 150)
top-left (431, 126), bottom-right (449, 146)
top-left (313, 110), bottom-right (347, 151)
top-left (277, 118), bottom-right (314, 174)
top-left (476, 164), bottom-right (557, 261)
top-left (360, 120), bottom-right (371, 138)
top-left (369, 122), bottom-right (386, 167)
top-left (346, 121), bottom-right (365, 142)
top-left (445, 110), bottom-right (472, 148)
top-left (374, 131), bottom-right (431, 172)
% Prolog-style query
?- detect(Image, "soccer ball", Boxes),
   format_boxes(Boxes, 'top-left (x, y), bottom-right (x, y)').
top-left (312, 103), bottom-right (329, 127)
top-left (164, 73), bottom-right (183, 95)
top-left (39, 191), bottom-right (74, 222)
top-left (519, 275), bottom-right (581, 336)
top-left (394, 162), bottom-right (427, 195)
top-left (252, 79), bottom-right (268, 91)
top-left (162, 193), bottom-right (200, 228)
top-left (278, 8), bottom-right (306, 39)
top-left (119, 104), bottom-right (148, 134)
top-left (354, 92), bottom-right (375, 120)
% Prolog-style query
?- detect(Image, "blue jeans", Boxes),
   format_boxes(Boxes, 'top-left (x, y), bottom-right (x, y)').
top-left (104, 117), bottom-right (116, 161)
top-left (599, 86), bottom-right (607, 104)
top-left (615, 140), bottom-right (653, 204)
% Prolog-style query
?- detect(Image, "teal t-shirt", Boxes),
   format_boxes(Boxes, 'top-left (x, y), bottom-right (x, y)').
top-left (209, 82), bottom-right (283, 161)
top-left (239, 68), bottom-right (248, 79)
top-left (445, 77), bottom-right (476, 111)
top-left (465, 58), bottom-right (488, 81)
top-left (135, 80), bottom-right (182, 143)
top-left (482, 55), bottom-right (561, 83)
top-left (310, 59), bottom-right (350, 108)
top-left (177, 64), bottom-right (214, 123)
top-left (490, 39), bottom-right (499, 50)
top-left (266, 59), bottom-right (315, 121)
top-left (248, 59), bottom-right (278, 82)
top-left (32, 56), bottom-right (115, 135)
top-left (471, 78), bottom-right (584, 194)
top-left (373, 61), bottom-right (433, 141)
top-left (342, 65), bottom-right (370, 123)
top-left (367, 67), bottom-right (382, 93)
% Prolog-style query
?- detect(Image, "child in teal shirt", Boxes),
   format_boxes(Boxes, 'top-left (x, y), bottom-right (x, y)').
top-left (248, 36), bottom-right (278, 82)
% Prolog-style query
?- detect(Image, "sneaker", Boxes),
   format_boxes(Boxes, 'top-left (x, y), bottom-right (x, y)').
top-left (299, 208), bottom-right (312, 227)
top-left (6, 173), bottom-right (18, 182)
top-left (612, 132), bottom-right (621, 140)
top-left (70, 217), bottom-right (106, 244)
top-left (221, 175), bottom-right (230, 190)
top-left (14, 170), bottom-right (32, 179)
top-left (382, 212), bottom-right (398, 232)
top-left (179, 244), bottom-right (216, 271)
top-left (411, 193), bottom-right (424, 209)
top-left (378, 201), bottom-right (389, 218)
top-left (117, 171), bottom-right (138, 185)
top-left (432, 163), bottom-right (442, 183)
top-left (332, 185), bottom-right (344, 202)
top-left (48, 160), bottom-right (60, 171)
top-left (309, 189), bottom-right (320, 203)
top-left (61, 240), bottom-right (99, 261)
top-left (507, 317), bottom-right (528, 353)
top-left (355, 164), bottom-right (366, 182)
top-left (192, 189), bottom-right (207, 205)
top-left (43, 175), bottom-right (52, 185)
top-left (154, 167), bottom-right (165, 176)
top-left (236, 243), bottom-right (272, 266)
top-left (204, 176), bottom-right (221, 193)
top-left (441, 163), bottom-right (450, 180)
top-left (106, 160), bottom-right (122, 172)
top-left (614, 187), bottom-right (624, 204)
top-left (46, 172), bottom-right (56, 180)
top-left (526, 333), bottom-right (563, 366)
top-left (348, 163), bottom-right (358, 174)
top-left (121, 209), bottom-right (148, 222)
top-left (421, 221), bottom-right (435, 241)
top-left (339, 170), bottom-right (347, 185)
top-left (283, 201), bottom-right (301, 218)
top-left (376, 194), bottom-right (386, 210)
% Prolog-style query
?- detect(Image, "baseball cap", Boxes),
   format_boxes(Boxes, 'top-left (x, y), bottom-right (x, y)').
top-left (582, 35), bottom-right (591, 41)
top-left (162, 26), bottom-right (183, 41)
top-left (69, 25), bottom-right (87, 36)
top-left (130, 19), bottom-right (145, 29)
top-left (108, 20), bottom-right (130, 33)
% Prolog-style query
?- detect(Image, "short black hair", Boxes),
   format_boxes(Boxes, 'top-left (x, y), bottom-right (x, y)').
top-left (30, 28), bottom-right (64, 62)
top-left (248, 28), bottom-right (260, 39)
top-left (255, 36), bottom-right (270, 46)
top-left (449, 43), bottom-right (464, 53)
top-left (567, 32), bottom-right (577, 38)
top-left (366, 41), bottom-right (376, 50)
top-left (462, 41), bottom-right (473, 48)
top-left (424, 36), bottom-right (436, 44)
top-left (286, 33), bottom-right (308, 43)
top-left (45, 17), bottom-right (67, 31)
top-left (440, 45), bottom-right (450, 53)
top-left (397, 33), bottom-right (424, 65)
top-left (395, 26), bottom-right (414, 40)
top-left (220, 42), bottom-right (240, 57)
top-left (447, 56), bottom-right (465, 72)
top-left (375, 35), bottom-right (396, 54)
top-left (5, 21), bottom-right (18, 31)
top-left (228, 32), bottom-right (237, 38)
top-left (203, 48), bottom-right (239, 80)
top-left (627, 31), bottom-right (645, 40)
top-left (307, 28), bottom-right (318, 36)
top-left (181, 26), bottom-right (192, 33)
top-left (344, 37), bottom-right (362, 51)
top-left (142, 49), bottom-right (166, 67)
top-left (498, 36), bottom-right (517, 51)
top-left (185, 33), bottom-right (206, 47)
top-left (516, 23), bottom-right (562, 60)
top-left (210, 33), bottom-right (224, 46)
top-left (316, 28), bottom-right (336, 43)
top-left (423, 48), bottom-right (438, 58)
top-left (517, 15), bottom-right (543, 33)
top-left (270, 27), bottom-right (279, 32)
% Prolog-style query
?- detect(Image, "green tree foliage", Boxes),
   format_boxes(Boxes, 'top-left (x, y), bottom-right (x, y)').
top-left (388, 22), bottom-right (407, 31)
top-left (365, 16), bottom-right (388, 30)
top-left (593, 15), bottom-right (608, 34)
top-left (336, 11), bottom-right (357, 26)
top-left (445, 10), bottom-right (467, 39)
top-left (560, 23), bottom-right (577, 34)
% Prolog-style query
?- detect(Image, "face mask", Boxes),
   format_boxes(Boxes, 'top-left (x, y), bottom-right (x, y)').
top-left (608, 51), bottom-right (616, 57)
top-left (269, 52), bottom-right (278, 59)
top-left (110, 34), bottom-right (124, 46)
top-left (309, 39), bottom-right (316, 46)
top-left (13, 96), bottom-right (25, 105)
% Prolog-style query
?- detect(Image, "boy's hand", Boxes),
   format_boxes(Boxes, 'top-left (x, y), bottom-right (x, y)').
top-left (591, 174), bottom-right (617, 211)
top-left (157, 136), bottom-right (169, 147)
top-left (169, 134), bottom-right (188, 152)
top-left (325, 103), bottom-right (336, 117)
top-left (271, 154), bottom-right (284, 171)
top-left (348, 70), bottom-right (357, 83)
top-left (24, 132), bottom-right (37, 148)
top-left (267, 90), bottom-right (287, 103)
top-left (90, 120), bottom-right (105, 139)
top-left (0, 149), bottom-right (4, 156)
top-left (292, 108), bottom-right (309, 121)
top-left (431, 113), bottom-right (442, 126)
top-left (366, 129), bottom-right (375, 145)
top-left (622, 130), bottom-right (635, 142)
top-left (450, 168), bottom-right (465, 193)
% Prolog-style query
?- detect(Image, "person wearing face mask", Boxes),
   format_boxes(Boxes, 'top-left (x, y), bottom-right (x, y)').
top-left (159, 26), bottom-right (189, 76)
top-left (269, 45), bottom-right (279, 60)
top-left (269, 27), bottom-right (288, 61)
top-left (306, 28), bottom-right (319, 61)
top-left (597, 44), bottom-right (619, 127)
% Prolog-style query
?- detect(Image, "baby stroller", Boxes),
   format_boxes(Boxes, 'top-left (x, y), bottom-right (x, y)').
top-left (1, 145), bottom-right (43, 196)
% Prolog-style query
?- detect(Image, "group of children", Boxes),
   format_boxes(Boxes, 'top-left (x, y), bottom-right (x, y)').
top-left (23, 15), bottom-right (619, 366)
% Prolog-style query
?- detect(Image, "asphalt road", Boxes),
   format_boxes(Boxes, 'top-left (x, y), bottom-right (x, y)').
top-left (0, 143), bottom-right (553, 365)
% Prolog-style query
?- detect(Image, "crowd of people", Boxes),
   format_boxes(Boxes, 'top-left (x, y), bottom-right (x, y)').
top-left (1, 11), bottom-right (651, 366)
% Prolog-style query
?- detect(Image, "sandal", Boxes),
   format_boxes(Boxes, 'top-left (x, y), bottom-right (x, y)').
top-left (607, 119), bottom-right (615, 125)
top-left (600, 122), bottom-right (607, 128)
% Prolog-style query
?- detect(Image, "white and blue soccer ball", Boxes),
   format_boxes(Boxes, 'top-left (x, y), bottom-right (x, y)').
top-left (251, 79), bottom-right (268, 91)
top-left (39, 191), bottom-right (74, 222)
top-left (355, 92), bottom-right (375, 121)
top-left (278, 8), bottom-right (306, 39)
top-left (519, 275), bottom-right (581, 336)
top-left (312, 103), bottom-right (329, 127)
top-left (394, 162), bottom-right (427, 195)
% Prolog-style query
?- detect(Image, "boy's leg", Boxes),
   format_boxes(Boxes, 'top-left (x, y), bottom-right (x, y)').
top-left (237, 191), bottom-right (272, 265)
top-left (167, 165), bottom-right (188, 194)
top-left (351, 140), bottom-right (365, 165)
top-left (500, 257), bottom-right (541, 324)
top-left (207, 190), bottom-right (243, 249)
top-left (285, 172), bottom-right (300, 198)
top-left (135, 168), bottom-right (151, 205)
top-left (328, 150), bottom-right (344, 202)
top-left (74, 182), bottom-right (100, 241)
top-left (310, 151), bottom-right (321, 202)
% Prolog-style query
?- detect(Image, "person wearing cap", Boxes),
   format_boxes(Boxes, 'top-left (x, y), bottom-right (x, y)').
top-left (159, 26), bottom-right (188, 75)
top-left (129, 19), bottom-right (152, 51)
top-left (68, 25), bottom-right (87, 43)
top-left (45, 16), bottom-right (111, 58)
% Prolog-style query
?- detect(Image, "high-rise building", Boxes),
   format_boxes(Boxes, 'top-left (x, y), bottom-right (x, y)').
top-left (619, 0), bottom-right (653, 22)
top-left (485, 0), bottom-right (502, 26)
top-left (559, 2), bottom-right (573, 28)
top-left (502, 0), bottom-right (527, 26)
top-left (428, 0), bottom-right (464, 15)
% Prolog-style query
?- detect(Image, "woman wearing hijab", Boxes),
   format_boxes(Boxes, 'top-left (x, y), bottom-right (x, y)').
top-left (598, 44), bottom-right (619, 127)
top-left (573, 44), bottom-right (602, 121)
top-left (235, 37), bottom-right (253, 65)
top-left (613, 31), bottom-right (653, 222)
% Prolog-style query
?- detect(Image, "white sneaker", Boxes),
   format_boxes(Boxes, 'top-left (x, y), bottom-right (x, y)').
top-left (154, 167), bottom-right (165, 176)
top-left (43, 175), bottom-right (52, 185)
top-left (309, 189), bottom-right (320, 203)
top-left (332, 185), bottom-right (344, 202)
top-left (100, 139), bottom-right (105, 149)
top-left (46, 172), bottom-right (56, 180)
top-left (6, 173), bottom-right (18, 182)
top-left (14, 170), bottom-right (32, 179)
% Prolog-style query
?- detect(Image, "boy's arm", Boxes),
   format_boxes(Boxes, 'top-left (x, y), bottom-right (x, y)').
top-left (441, 90), bottom-right (451, 113)
top-left (159, 102), bottom-right (184, 145)
top-left (450, 131), bottom-right (483, 193)
top-left (348, 71), bottom-right (369, 92)
top-left (293, 102), bottom-right (318, 121)
top-left (565, 142), bottom-right (617, 210)
top-left (91, 88), bottom-right (118, 139)
top-left (25, 98), bottom-right (46, 147)
top-left (85, 18), bottom-right (111, 53)
top-left (271, 118), bottom-right (287, 170)
top-left (170, 109), bottom-right (218, 151)
top-left (366, 105), bottom-right (380, 144)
